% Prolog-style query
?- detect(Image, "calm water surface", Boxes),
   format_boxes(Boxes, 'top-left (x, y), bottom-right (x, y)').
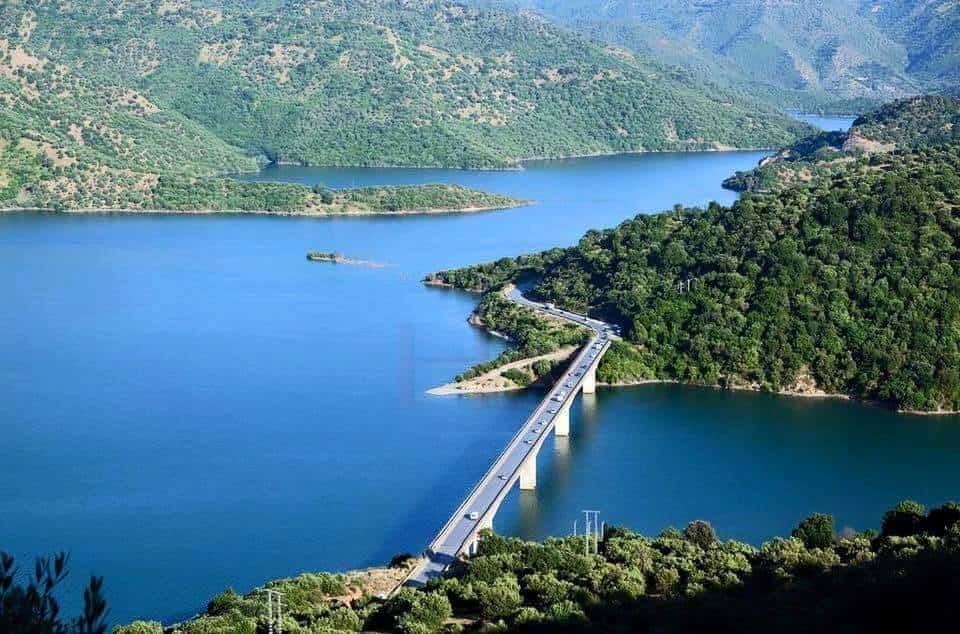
top-left (5, 116), bottom-right (958, 625)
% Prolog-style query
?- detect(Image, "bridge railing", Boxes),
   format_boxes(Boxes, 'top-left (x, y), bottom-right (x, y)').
top-left (428, 335), bottom-right (611, 557)
top-left (425, 335), bottom-right (601, 555)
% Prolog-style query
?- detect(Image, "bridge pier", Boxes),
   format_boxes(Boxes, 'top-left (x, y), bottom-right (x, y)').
top-left (555, 401), bottom-right (571, 436)
top-left (519, 452), bottom-right (537, 490)
top-left (582, 366), bottom-right (597, 394)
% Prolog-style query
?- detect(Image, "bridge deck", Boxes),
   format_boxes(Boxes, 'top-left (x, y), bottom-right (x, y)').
top-left (405, 289), bottom-right (614, 586)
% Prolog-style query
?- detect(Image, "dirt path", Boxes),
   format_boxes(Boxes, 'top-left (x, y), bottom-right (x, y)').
top-left (428, 346), bottom-right (577, 395)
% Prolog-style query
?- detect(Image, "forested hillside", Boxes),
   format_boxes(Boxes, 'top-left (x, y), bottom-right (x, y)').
top-left (724, 96), bottom-right (960, 192)
top-left (475, 0), bottom-right (960, 111)
top-left (0, 0), bottom-right (808, 211)
top-left (432, 98), bottom-right (960, 413)
top-left (117, 501), bottom-right (960, 632)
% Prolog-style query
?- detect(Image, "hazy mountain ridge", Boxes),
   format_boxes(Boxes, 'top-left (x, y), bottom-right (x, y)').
top-left (474, 0), bottom-right (960, 110)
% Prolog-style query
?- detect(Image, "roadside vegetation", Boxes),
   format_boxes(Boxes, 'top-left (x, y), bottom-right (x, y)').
top-left (113, 500), bottom-right (960, 633)
top-left (454, 294), bottom-right (588, 383)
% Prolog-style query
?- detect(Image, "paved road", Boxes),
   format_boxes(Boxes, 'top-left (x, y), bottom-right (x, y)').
top-left (405, 289), bottom-right (616, 586)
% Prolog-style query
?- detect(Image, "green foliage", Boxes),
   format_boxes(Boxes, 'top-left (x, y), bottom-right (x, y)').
top-left (453, 293), bottom-right (589, 383)
top-left (205, 588), bottom-right (244, 617)
top-left (440, 116), bottom-right (960, 411)
top-left (476, 576), bottom-right (523, 620)
top-left (726, 96), bottom-right (960, 193)
top-left (0, 551), bottom-right (108, 634)
top-left (386, 588), bottom-right (452, 634)
top-left (500, 367), bottom-right (533, 386)
top-left (882, 500), bottom-right (928, 537)
top-left (480, 0), bottom-right (960, 109)
top-left (118, 500), bottom-right (960, 633)
top-left (682, 521), bottom-right (717, 549)
top-left (792, 514), bottom-right (836, 550)
top-left (0, 0), bottom-right (807, 212)
top-left (112, 622), bottom-right (163, 634)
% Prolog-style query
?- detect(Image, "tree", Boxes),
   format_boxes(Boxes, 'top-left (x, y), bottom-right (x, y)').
top-left (476, 576), bottom-right (522, 621)
top-left (925, 502), bottom-right (960, 536)
top-left (683, 520), bottom-right (717, 549)
top-left (0, 551), bottom-right (108, 634)
top-left (792, 514), bottom-right (836, 549)
top-left (882, 500), bottom-right (926, 537)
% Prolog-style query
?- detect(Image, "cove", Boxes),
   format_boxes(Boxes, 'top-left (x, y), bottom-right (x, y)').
top-left (4, 118), bottom-right (959, 625)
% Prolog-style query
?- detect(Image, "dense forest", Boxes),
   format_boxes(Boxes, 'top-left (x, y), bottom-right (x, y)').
top-left (113, 500), bottom-right (960, 632)
top-left (432, 99), bottom-right (960, 413)
top-left (0, 0), bottom-right (809, 211)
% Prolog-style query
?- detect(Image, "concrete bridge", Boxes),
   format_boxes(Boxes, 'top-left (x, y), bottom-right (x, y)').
top-left (405, 288), bottom-right (615, 587)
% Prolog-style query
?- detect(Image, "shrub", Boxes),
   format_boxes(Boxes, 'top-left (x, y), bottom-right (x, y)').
top-left (113, 622), bottom-right (163, 634)
top-left (926, 502), bottom-right (960, 536)
top-left (682, 520), bottom-right (718, 549)
top-left (792, 513), bottom-right (836, 549)
top-left (390, 553), bottom-right (416, 568)
top-left (882, 500), bottom-right (927, 537)
top-left (476, 576), bottom-right (522, 621)
top-left (206, 588), bottom-right (244, 616)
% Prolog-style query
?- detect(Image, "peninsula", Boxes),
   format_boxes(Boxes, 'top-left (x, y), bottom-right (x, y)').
top-left (428, 97), bottom-right (960, 414)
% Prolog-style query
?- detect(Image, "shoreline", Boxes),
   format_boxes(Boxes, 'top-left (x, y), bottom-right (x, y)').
top-left (0, 201), bottom-right (530, 218)
top-left (242, 144), bottom-right (783, 174)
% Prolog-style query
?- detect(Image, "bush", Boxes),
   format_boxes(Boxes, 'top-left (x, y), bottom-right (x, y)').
top-left (396, 592), bottom-right (452, 634)
top-left (683, 520), bottom-right (718, 549)
top-left (113, 622), bottom-right (163, 634)
top-left (206, 588), bottom-right (244, 616)
top-left (476, 576), bottom-right (522, 621)
top-left (390, 553), bottom-right (416, 568)
top-left (792, 513), bottom-right (836, 549)
top-left (926, 502), bottom-right (960, 536)
top-left (882, 500), bottom-right (927, 537)
top-left (501, 367), bottom-right (532, 386)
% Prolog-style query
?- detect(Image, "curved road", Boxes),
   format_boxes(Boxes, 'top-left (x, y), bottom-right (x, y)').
top-left (406, 288), bottom-right (617, 586)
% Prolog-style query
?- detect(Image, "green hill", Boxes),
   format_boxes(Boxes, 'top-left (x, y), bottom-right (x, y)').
top-left (724, 95), bottom-right (960, 192)
top-left (475, 1), bottom-right (960, 111)
top-left (0, 0), bottom-right (809, 212)
top-left (116, 501), bottom-right (960, 633)
top-left (432, 98), bottom-right (960, 413)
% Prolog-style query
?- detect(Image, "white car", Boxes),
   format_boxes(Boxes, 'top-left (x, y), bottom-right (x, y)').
top-left (468, 511), bottom-right (480, 521)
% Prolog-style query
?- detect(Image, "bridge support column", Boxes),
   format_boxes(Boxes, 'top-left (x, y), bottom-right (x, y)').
top-left (582, 366), bottom-right (597, 394)
top-left (555, 402), bottom-right (571, 437)
top-left (519, 453), bottom-right (537, 490)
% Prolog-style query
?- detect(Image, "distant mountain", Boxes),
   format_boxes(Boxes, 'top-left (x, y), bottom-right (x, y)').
top-left (724, 95), bottom-right (960, 192)
top-left (0, 0), bottom-right (809, 211)
top-left (474, 1), bottom-right (960, 111)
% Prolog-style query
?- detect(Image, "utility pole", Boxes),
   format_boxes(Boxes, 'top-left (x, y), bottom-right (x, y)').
top-left (266, 589), bottom-right (284, 634)
top-left (582, 510), bottom-right (601, 554)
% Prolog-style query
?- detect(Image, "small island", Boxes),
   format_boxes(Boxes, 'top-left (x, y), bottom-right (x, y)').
top-left (306, 251), bottom-right (384, 268)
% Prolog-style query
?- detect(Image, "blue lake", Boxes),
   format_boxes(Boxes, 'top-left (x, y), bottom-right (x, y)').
top-left (4, 116), bottom-right (959, 625)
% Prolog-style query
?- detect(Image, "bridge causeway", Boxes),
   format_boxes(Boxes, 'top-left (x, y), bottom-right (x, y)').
top-left (404, 288), bottom-right (615, 587)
